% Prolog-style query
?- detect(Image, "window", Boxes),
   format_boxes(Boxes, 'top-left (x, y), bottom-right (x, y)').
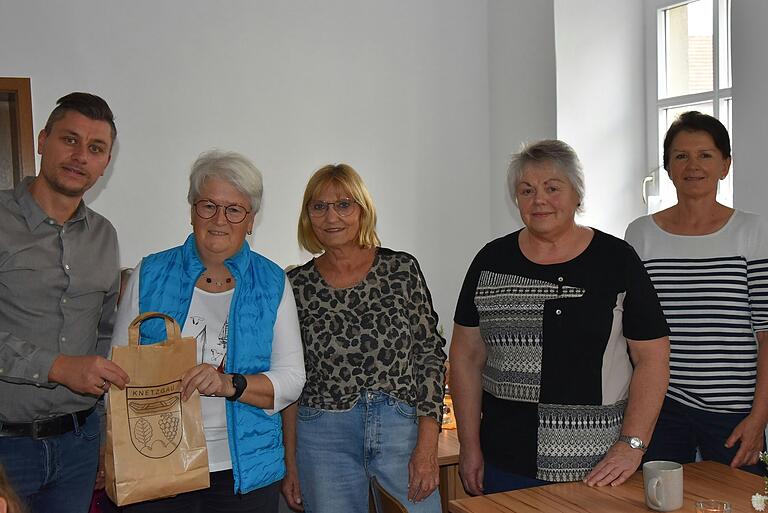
top-left (644, 0), bottom-right (732, 213)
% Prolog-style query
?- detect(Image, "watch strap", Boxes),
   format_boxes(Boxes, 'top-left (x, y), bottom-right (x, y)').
top-left (226, 373), bottom-right (247, 402)
top-left (618, 434), bottom-right (647, 452)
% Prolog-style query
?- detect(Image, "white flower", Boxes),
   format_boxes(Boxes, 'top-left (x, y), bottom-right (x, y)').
top-left (752, 493), bottom-right (767, 511)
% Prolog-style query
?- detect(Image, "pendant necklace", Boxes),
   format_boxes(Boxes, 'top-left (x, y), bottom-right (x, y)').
top-left (204, 275), bottom-right (232, 287)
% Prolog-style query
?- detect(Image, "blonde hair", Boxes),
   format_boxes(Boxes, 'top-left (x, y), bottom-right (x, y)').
top-left (297, 163), bottom-right (380, 254)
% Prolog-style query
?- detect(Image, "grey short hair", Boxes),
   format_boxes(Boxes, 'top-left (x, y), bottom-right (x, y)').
top-left (187, 150), bottom-right (263, 213)
top-left (507, 139), bottom-right (585, 213)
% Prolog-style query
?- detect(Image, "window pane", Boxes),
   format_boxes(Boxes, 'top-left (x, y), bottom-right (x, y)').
top-left (662, 0), bottom-right (713, 97)
top-left (718, 0), bottom-right (731, 88)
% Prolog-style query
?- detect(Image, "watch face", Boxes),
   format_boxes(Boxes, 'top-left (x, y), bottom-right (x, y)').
top-left (630, 437), bottom-right (642, 449)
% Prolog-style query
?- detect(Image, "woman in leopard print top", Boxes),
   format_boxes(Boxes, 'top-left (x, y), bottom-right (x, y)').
top-left (281, 164), bottom-right (446, 513)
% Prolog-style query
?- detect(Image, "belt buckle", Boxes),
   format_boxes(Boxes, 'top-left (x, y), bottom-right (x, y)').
top-left (31, 419), bottom-right (46, 439)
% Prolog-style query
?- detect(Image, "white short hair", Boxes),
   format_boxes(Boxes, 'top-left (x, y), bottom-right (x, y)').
top-left (187, 150), bottom-right (263, 212)
top-left (507, 139), bottom-right (585, 213)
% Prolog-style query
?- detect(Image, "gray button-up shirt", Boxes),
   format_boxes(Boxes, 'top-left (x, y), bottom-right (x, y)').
top-left (0, 177), bottom-right (119, 422)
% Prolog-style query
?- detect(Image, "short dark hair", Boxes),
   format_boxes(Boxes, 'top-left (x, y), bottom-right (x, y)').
top-left (663, 111), bottom-right (730, 170)
top-left (44, 92), bottom-right (117, 143)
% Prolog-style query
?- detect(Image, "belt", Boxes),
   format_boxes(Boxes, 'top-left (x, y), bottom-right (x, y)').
top-left (0, 407), bottom-right (95, 439)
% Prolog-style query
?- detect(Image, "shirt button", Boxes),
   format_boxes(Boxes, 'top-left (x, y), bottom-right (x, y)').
top-left (555, 309), bottom-right (562, 315)
top-left (32, 373), bottom-right (39, 379)
top-left (557, 276), bottom-right (564, 282)
top-left (62, 298), bottom-right (67, 304)
top-left (47, 219), bottom-right (54, 225)
top-left (64, 264), bottom-right (70, 270)
top-left (61, 336), bottom-right (67, 342)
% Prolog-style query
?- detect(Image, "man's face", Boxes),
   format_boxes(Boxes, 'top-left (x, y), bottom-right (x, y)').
top-left (37, 111), bottom-right (113, 197)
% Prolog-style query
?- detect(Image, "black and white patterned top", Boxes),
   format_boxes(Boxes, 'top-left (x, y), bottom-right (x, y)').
top-left (455, 229), bottom-right (668, 482)
top-left (288, 248), bottom-right (446, 421)
top-left (625, 210), bottom-right (768, 413)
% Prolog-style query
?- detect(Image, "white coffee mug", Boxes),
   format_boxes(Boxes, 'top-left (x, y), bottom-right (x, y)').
top-left (643, 460), bottom-right (684, 512)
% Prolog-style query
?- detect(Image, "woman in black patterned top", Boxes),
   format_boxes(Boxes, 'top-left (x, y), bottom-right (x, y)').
top-left (280, 164), bottom-right (446, 513)
top-left (450, 140), bottom-right (670, 494)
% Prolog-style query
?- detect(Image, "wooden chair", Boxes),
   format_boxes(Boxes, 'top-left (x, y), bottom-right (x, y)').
top-left (369, 476), bottom-right (408, 513)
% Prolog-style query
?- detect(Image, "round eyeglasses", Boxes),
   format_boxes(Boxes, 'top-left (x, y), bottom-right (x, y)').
top-left (307, 198), bottom-right (358, 218)
top-left (194, 200), bottom-right (251, 224)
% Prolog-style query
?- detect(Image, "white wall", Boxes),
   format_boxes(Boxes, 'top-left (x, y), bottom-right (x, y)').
top-left (0, 0), bottom-right (557, 339)
top-left (489, 0), bottom-right (558, 239)
top-left (731, 0), bottom-right (768, 217)
top-left (554, 0), bottom-right (647, 237)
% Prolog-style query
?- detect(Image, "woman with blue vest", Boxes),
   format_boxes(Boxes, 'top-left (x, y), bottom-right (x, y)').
top-left (111, 150), bottom-right (306, 512)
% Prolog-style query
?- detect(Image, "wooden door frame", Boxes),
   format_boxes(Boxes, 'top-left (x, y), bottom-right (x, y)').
top-left (0, 77), bottom-right (35, 184)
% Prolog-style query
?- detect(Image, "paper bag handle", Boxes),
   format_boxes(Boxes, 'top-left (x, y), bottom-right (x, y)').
top-left (127, 312), bottom-right (182, 346)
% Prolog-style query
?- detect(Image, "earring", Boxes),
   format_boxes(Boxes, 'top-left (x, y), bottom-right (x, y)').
top-left (247, 230), bottom-right (252, 235)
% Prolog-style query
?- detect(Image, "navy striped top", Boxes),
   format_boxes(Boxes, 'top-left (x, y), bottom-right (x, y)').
top-left (625, 210), bottom-right (768, 413)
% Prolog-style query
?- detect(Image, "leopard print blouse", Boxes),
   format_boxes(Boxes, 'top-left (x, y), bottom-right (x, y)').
top-left (287, 248), bottom-right (446, 421)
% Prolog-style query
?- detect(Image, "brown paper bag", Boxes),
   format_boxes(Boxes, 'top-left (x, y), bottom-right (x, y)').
top-left (105, 312), bottom-right (210, 506)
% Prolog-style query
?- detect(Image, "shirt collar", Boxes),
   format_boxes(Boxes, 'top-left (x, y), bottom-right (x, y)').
top-left (14, 176), bottom-right (91, 230)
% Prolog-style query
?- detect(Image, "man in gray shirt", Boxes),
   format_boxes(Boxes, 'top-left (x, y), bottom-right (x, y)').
top-left (0, 92), bottom-right (129, 513)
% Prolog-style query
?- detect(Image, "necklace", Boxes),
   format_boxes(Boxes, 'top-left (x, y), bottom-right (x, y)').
top-left (204, 274), bottom-right (232, 287)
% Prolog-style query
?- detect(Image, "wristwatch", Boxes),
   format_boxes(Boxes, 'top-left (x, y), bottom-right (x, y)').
top-left (618, 435), bottom-right (647, 452)
top-left (226, 373), bottom-right (247, 402)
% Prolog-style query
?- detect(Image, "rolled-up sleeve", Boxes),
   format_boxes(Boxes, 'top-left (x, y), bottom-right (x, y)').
top-left (261, 276), bottom-right (306, 415)
top-left (407, 256), bottom-right (447, 422)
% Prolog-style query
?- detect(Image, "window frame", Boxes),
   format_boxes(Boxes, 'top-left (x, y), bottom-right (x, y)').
top-left (643, 0), bottom-right (732, 211)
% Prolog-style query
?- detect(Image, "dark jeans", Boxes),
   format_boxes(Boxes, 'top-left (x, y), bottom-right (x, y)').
top-left (644, 396), bottom-right (766, 475)
top-left (121, 470), bottom-right (280, 513)
top-left (0, 410), bottom-right (100, 513)
top-left (482, 460), bottom-right (549, 493)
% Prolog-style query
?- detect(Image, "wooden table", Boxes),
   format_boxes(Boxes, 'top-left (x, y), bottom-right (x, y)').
top-left (438, 429), bottom-right (467, 513)
top-left (449, 461), bottom-right (763, 513)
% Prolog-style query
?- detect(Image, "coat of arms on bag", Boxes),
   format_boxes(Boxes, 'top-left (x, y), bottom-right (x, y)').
top-left (126, 380), bottom-right (183, 458)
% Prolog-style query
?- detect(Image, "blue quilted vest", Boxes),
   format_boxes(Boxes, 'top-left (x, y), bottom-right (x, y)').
top-left (138, 234), bottom-right (286, 493)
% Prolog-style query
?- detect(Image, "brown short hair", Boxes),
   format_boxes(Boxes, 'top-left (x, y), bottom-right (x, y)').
top-left (44, 92), bottom-right (116, 143)
top-left (297, 163), bottom-right (380, 254)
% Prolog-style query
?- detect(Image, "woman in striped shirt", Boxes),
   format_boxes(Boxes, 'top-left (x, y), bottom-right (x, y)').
top-left (625, 111), bottom-right (768, 474)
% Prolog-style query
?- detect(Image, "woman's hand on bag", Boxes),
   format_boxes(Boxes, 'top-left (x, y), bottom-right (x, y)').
top-left (181, 364), bottom-right (235, 400)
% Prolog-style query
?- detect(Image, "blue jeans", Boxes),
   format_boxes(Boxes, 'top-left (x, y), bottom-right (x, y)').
top-left (0, 410), bottom-right (100, 513)
top-left (296, 391), bottom-right (441, 513)
top-left (644, 396), bottom-right (765, 475)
